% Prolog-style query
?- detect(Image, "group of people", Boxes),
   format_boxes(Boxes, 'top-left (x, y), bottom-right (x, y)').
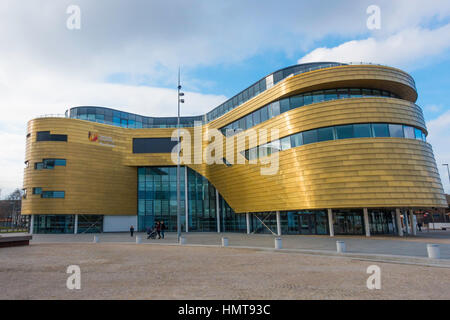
top-left (129, 221), bottom-right (167, 239)
top-left (146, 221), bottom-right (166, 239)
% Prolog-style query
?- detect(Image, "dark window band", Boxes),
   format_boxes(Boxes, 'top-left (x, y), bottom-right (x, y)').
top-left (243, 123), bottom-right (426, 160)
top-left (36, 131), bottom-right (67, 142)
top-left (133, 138), bottom-right (178, 154)
top-left (221, 88), bottom-right (398, 136)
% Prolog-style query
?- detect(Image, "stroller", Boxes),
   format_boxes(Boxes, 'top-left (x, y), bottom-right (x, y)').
top-left (146, 227), bottom-right (157, 239)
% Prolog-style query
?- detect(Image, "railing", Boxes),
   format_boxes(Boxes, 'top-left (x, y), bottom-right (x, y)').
top-left (36, 114), bottom-right (68, 118)
top-left (289, 61), bottom-right (416, 89)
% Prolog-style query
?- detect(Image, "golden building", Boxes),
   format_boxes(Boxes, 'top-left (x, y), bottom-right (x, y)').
top-left (22, 62), bottom-right (447, 236)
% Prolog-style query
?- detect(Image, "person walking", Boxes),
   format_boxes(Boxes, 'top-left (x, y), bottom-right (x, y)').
top-left (155, 221), bottom-right (161, 239)
top-left (130, 225), bottom-right (134, 237)
top-left (160, 221), bottom-right (166, 239)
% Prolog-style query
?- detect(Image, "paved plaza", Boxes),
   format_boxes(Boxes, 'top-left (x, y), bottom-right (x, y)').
top-left (0, 241), bottom-right (449, 299)
top-left (28, 230), bottom-right (450, 260)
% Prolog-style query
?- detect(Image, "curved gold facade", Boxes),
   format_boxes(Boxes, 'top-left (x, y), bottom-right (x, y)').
top-left (22, 64), bottom-right (447, 219)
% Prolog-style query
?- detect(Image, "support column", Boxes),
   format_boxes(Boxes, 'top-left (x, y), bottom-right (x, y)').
top-left (395, 208), bottom-right (404, 236)
top-left (216, 189), bottom-right (220, 233)
top-left (327, 209), bottom-right (334, 237)
top-left (404, 209), bottom-right (409, 235)
top-left (246, 213), bottom-right (251, 234)
top-left (29, 215), bottom-right (34, 235)
top-left (276, 211), bottom-right (281, 236)
top-left (74, 215), bottom-right (78, 234)
top-left (185, 167), bottom-right (189, 232)
top-left (363, 208), bottom-right (370, 237)
top-left (409, 209), bottom-right (416, 236)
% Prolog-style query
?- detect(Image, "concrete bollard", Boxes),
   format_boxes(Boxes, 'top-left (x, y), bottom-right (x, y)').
top-left (427, 244), bottom-right (440, 259)
top-left (275, 237), bottom-right (282, 250)
top-left (136, 235), bottom-right (142, 244)
top-left (336, 240), bottom-right (346, 253)
top-left (179, 236), bottom-right (186, 245)
top-left (93, 235), bottom-right (99, 243)
top-left (222, 237), bottom-right (229, 247)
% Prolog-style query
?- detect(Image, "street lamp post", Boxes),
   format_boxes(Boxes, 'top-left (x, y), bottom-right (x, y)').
top-left (177, 69), bottom-right (185, 243)
top-left (443, 164), bottom-right (450, 185)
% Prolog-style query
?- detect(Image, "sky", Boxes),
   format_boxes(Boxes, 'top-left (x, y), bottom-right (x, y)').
top-left (0, 0), bottom-right (449, 198)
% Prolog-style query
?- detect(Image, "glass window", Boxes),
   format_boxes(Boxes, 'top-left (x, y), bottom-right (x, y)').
top-left (313, 91), bottom-right (324, 103)
top-left (291, 133), bottom-right (303, 147)
top-left (280, 136), bottom-right (291, 150)
top-left (336, 125), bottom-right (354, 139)
top-left (389, 124), bottom-right (404, 138)
top-left (317, 127), bottom-right (334, 142)
top-left (303, 130), bottom-right (318, 144)
top-left (43, 159), bottom-right (55, 169)
top-left (248, 147), bottom-right (258, 161)
top-left (290, 95), bottom-right (304, 109)
top-left (324, 89), bottom-right (337, 101)
top-left (303, 94), bottom-right (313, 105)
top-left (280, 98), bottom-right (290, 113)
top-left (354, 124), bottom-right (372, 138)
top-left (260, 106), bottom-right (269, 122)
top-left (245, 114), bottom-right (253, 129)
top-left (403, 125), bottom-right (415, 139)
top-left (414, 128), bottom-right (423, 140)
top-left (372, 89), bottom-right (381, 96)
top-left (259, 79), bottom-right (266, 91)
top-left (33, 187), bottom-right (42, 195)
top-left (422, 131), bottom-right (426, 142)
top-left (337, 89), bottom-right (349, 99)
top-left (372, 123), bottom-right (389, 137)
top-left (350, 88), bottom-right (362, 98)
top-left (238, 118), bottom-right (246, 130)
top-left (35, 162), bottom-right (44, 170)
top-left (362, 89), bottom-right (372, 96)
top-left (271, 101), bottom-right (280, 117)
top-left (253, 109), bottom-right (261, 126)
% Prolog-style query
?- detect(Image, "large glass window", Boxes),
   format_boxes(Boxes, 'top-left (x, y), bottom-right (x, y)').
top-left (414, 128), bottom-right (423, 140)
top-left (41, 191), bottom-right (65, 199)
top-left (219, 87), bottom-right (395, 136)
top-left (403, 125), bottom-right (415, 139)
top-left (317, 127), bottom-right (334, 142)
top-left (33, 215), bottom-right (74, 234)
top-left (372, 123), bottom-right (389, 137)
top-left (303, 130), bottom-right (318, 144)
top-left (389, 124), bottom-right (404, 138)
top-left (336, 125), bottom-right (354, 139)
top-left (354, 124), bottom-right (372, 138)
top-left (242, 122), bottom-right (427, 160)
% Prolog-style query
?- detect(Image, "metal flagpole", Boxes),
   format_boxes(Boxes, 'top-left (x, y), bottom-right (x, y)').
top-left (176, 68), bottom-right (185, 243)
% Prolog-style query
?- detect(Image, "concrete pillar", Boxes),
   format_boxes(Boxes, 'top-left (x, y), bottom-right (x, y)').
top-left (246, 213), bottom-right (251, 234)
top-left (363, 208), bottom-right (370, 237)
top-left (327, 209), bottom-right (334, 237)
top-left (395, 209), bottom-right (404, 236)
top-left (74, 215), bottom-right (78, 234)
top-left (404, 210), bottom-right (409, 235)
top-left (409, 209), bottom-right (416, 236)
top-left (185, 167), bottom-right (189, 232)
top-left (276, 211), bottom-right (281, 236)
top-left (216, 189), bottom-right (221, 233)
top-left (29, 215), bottom-right (34, 235)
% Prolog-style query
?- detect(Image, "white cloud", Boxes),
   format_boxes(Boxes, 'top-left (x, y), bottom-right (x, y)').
top-left (426, 111), bottom-right (450, 194)
top-left (0, 72), bottom-right (225, 197)
top-left (298, 24), bottom-right (450, 69)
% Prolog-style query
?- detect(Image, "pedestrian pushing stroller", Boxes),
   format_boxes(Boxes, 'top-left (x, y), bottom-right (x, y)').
top-left (147, 228), bottom-right (157, 239)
